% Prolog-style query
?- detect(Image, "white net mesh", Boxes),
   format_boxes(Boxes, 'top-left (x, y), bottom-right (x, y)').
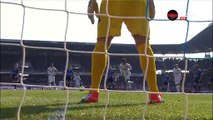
top-left (0, 0), bottom-right (212, 120)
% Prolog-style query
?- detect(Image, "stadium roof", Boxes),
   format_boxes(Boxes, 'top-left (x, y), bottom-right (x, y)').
top-left (152, 23), bottom-right (212, 54)
top-left (184, 23), bottom-right (212, 53)
top-left (0, 23), bottom-right (212, 54)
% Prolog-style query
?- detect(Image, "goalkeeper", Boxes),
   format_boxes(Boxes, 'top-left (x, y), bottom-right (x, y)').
top-left (81, 0), bottom-right (163, 103)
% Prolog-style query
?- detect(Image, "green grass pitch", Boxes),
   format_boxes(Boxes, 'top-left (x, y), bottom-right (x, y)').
top-left (0, 90), bottom-right (212, 120)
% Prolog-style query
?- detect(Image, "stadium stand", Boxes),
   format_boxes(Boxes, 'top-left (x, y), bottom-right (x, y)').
top-left (0, 24), bottom-right (212, 92)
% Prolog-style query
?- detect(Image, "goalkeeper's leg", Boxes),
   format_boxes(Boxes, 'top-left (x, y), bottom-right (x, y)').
top-left (90, 39), bottom-right (112, 93)
top-left (81, 38), bottom-right (112, 103)
top-left (134, 35), bottom-right (163, 103)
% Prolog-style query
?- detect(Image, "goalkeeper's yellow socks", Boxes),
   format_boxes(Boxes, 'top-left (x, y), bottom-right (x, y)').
top-left (89, 41), bottom-right (158, 93)
top-left (136, 43), bottom-right (159, 92)
top-left (90, 41), bottom-right (108, 93)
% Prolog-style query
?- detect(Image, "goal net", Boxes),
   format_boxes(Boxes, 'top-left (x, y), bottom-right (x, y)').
top-left (0, 0), bottom-right (212, 120)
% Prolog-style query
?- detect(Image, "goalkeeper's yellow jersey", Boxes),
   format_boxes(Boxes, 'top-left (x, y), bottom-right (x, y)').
top-left (98, 0), bottom-right (150, 38)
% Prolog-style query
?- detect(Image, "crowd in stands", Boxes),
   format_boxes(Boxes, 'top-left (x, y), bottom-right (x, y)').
top-left (0, 46), bottom-right (212, 92)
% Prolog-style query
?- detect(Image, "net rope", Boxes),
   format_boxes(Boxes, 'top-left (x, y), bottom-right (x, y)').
top-left (0, 0), bottom-right (212, 120)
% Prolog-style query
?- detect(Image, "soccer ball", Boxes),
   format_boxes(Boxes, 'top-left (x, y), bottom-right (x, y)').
top-left (79, 86), bottom-right (85, 91)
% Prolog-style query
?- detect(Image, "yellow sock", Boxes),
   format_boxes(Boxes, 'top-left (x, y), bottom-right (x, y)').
top-left (136, 43), bottom-right (159, 92)
top-left (90, 41), bottom-right (108, 93)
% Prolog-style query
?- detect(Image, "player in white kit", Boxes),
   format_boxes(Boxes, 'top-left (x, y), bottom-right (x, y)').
top-left (119, 58), bottom-right (132, 90)
top-left (73, 72), bottom-right (81, 88)
top-left (172, 64), bottom-right (182, 92)
top-left (47, 63), bottom-right (58, 86)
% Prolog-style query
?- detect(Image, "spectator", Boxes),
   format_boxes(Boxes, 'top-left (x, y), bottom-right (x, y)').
top-left (47, 63), bottom-right (58, 86)
top-left (172, 64), bottom-right (182, 92)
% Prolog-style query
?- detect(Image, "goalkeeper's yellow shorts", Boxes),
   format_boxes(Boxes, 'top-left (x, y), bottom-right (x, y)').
top-left (98, 0), bottom-right (150, 38)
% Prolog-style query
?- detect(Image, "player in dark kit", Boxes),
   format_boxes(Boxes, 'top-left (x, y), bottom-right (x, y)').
top-left (107, 66), bottom-right (116, 90)
top-left (11, 63), bottom-right (21, 89)
top-left (66, 65), bottom-right (74, 87)
top-left (161, 70), bottom-right (171, 92)
top-left (190, 64), bottom-right (203, 93)
top-left (11, 63), bottom-right (20, 82)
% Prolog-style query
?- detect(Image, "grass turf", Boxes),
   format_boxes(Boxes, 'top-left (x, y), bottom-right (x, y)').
top-left (0, 90), bottom-right (212, 120)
